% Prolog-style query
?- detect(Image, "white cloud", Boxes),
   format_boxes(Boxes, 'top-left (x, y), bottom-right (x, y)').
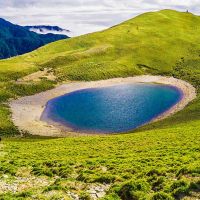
top-left (0, 0), bottom-right (199, 36)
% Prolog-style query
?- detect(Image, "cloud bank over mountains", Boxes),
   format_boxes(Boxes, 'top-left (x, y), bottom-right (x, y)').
top-left (0, 0), bottom-right (199, 36)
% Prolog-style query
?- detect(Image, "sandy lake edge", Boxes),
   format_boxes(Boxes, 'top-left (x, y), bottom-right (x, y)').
top-left (9, 75), bottom-right (197, 137)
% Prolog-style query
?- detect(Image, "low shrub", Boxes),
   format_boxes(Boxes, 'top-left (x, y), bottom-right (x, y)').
top-left (115, 179), bottom-right (150, 200)
top-left (151, 192), bottom-right (173, 200)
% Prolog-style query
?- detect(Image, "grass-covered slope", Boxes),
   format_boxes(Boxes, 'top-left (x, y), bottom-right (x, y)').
top-left (1, 121), bottom-right (200, 199)
top-left (1, 9), bottom-right (200, 80)
top-left (0, 10), bottom-right (199, 199)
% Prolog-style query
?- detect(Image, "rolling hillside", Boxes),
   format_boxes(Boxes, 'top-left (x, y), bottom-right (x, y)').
top-left (0, 10), bottom-right (199, 199)
top-left (0, 18), bottom-right (69, 59)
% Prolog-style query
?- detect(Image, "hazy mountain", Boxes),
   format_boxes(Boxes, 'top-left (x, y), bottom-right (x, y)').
top-left (25, 25), bottom-right (70, 36)
top-left (0, 18), bottom-right (69, 59)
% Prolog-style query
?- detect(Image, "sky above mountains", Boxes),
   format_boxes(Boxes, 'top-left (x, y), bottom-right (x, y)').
top-left (0, 0), bottom-right (199, 36)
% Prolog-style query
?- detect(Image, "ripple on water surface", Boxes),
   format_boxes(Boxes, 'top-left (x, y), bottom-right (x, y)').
top-left (41, 83), bottom-right (183, 133)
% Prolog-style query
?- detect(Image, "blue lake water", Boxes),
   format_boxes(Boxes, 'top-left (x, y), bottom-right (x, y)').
top-left (41, 83), bottom-right (183, 133)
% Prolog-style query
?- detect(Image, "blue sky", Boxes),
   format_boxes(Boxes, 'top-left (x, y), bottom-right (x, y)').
top-left (0, 0), bottom-right (199, 36)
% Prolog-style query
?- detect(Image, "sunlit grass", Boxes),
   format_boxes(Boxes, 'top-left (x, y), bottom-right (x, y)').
top-left (0, 9), bottom-right (199, 199)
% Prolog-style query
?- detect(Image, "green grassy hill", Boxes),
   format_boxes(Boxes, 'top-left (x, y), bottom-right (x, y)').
top-left (0, 10), bottom-right (199, 199)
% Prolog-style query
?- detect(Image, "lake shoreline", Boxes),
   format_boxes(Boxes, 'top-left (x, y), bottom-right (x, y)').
top-left (9, 75), bottom-right (197, 137)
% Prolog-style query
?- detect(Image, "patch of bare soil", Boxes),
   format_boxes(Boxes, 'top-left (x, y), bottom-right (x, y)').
top-left (16, 68), bottom-right (56, 83)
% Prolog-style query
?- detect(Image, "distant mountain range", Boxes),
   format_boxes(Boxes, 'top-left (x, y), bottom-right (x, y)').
top-left (25, 25), bottom-right (70, 36)
top-left (0, 18), bottom-right (69, 59)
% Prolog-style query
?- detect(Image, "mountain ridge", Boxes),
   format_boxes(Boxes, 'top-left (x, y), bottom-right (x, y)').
top-left (0, 18), bottom-right (69, 59)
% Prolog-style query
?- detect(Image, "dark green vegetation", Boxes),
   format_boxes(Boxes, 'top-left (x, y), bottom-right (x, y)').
top-left (0, 18), bottom-right (68, 59)
top-left (1, 123), bottom-right (200, 199)
top-left (0, 10), bottom-right (199, 199)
